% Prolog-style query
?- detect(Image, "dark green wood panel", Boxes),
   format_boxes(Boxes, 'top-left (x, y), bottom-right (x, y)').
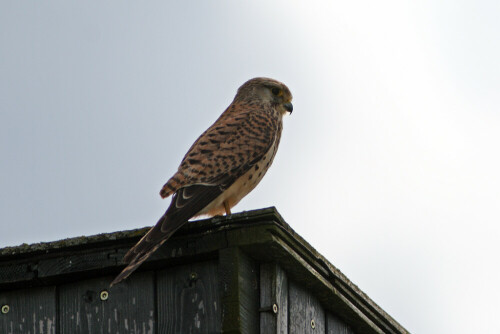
top-left (59, 272), bottom-right (155, 333)
top-left (0, 263), bottom-right (35, 286)
top-left (260, 263), bottom-right (288, 334)
top-left (219, 247), bottom-right (259, 334)
top-left (157, 260), bottom-right (220, 333)
top-left (327, 314), bottom-right (355, 334)
top-left (289, 281), bottom-right (325, 334)
top-left (37, 249), bottom-right (118, 278)
top-left (0, 286), bottom-right (56, 334)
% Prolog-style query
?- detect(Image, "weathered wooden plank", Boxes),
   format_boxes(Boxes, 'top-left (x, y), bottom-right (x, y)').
top-left (219, 247), bottom-right (259, 334)
top-left (37, 249), bottom-right (118, 278)
top-left (260, 263), bottom-right (288, 334)
top-left (0, 286), bottom-right (56, 334)
top-left (157, 260), bottom-right (220, 333)
top-left (59, 271), bottom-right (155, 334)
top-left (326, 313), bottom-right (354, 334)
top-left (289, 281), bottom-right (325, 334)
top-left (0, 263), bottom-right (35, 285)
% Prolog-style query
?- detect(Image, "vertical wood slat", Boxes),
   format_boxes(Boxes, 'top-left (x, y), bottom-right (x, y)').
top-left (289, 281), bottom-right (325, 334)
top-left (260, 263), bottom-right (288, 334)
top-left (0, 286), bottom-right (56, 334)
top-left (219, 247), bottom-right (259, 334)
top-left (157, 260), bottom-right (220, 334)
top-left (326, 314), bottom-right (355, 334)
top-left (59, 272), bottom-right (155, 334)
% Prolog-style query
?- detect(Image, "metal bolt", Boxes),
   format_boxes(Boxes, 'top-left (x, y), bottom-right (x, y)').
top-left (272, 303), bottom-right (278, 314)
top-left (311, 319), bottom-right (316, 329)
top-left (190, 272), bottom-right (198, 280)
top-left (100, 290), bottom-right (109, 301)
top-left (1, 305), bottom-right (9, 314)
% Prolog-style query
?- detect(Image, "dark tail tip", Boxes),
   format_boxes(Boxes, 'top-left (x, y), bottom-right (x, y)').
top-left (110, 256), bottom-right (145, 287)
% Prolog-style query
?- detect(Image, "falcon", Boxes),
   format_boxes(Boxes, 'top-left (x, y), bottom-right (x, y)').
top-left (111, 77), bottom-right (293, 286)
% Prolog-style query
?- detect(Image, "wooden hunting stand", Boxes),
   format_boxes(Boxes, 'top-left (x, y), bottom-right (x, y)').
top-left (0, 207), bottom-right (408, 333)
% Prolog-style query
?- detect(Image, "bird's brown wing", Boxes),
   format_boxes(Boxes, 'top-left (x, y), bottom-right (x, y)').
top-left (110, 106), bottom-right (279, 286)
top-left (159, 105), bottom-right (277, 198)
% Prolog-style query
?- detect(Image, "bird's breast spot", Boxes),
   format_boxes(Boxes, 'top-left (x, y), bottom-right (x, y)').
top-left (198, 145), bottom-right (276, 217)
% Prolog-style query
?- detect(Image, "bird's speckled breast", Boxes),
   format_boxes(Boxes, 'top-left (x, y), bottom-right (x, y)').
top-left (198, 120), bottom-right (283, 217)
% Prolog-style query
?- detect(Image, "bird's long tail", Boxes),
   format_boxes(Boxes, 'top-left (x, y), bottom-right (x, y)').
top-left (110, 184), bottom-right (226, 287)
top-left (109, 214), bottom-right (184, 287)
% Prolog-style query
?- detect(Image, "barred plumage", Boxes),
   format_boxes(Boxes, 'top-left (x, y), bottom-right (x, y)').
top-left (111, 77), bottom-right (293, 286)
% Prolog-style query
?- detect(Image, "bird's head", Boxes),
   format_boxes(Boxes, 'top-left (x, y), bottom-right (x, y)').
top-left (235, 77), bottom-right (293, 115)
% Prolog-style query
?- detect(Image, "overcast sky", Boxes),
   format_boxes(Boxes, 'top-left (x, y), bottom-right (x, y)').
top-left (1, 1), bottom-right (499, 333)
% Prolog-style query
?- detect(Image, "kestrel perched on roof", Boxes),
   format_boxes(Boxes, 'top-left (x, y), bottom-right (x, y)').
top-left (111, 77), bottom-right (293, 286)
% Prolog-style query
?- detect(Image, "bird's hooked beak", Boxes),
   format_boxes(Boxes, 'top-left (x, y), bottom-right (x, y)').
top-left (283, 102), bottom-right (293, 114)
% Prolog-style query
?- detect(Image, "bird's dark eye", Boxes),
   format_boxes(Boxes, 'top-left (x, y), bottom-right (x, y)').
top-left (271, 87), bottom-right (281, 96)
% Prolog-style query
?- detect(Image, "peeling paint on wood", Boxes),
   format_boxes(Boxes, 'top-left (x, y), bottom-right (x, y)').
top-left (59, 272), bottom-right (154, 333)
top-left (289, 281), bottom-right (326, 333)
top-left (260, 263), bottom-right (288, 334)
top-left (0, 286), bottom-right (56, 334)
top-left (157, 260), bottom-right (220, 333)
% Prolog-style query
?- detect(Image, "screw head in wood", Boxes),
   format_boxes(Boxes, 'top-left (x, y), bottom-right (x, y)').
top-left (190, 272), bottom-right (198, 280)
top-left (311, 319), bottom-right (316, 329)
top-left (100, 290), bottom-right (109, 301)
top-left (272, 303), bottom-right (278, 314)
top-left (1, 305), bottom-right (9, 314)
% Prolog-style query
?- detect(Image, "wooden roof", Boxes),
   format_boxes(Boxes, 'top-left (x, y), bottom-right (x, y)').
top-left (0, 207), bottom-right (409, 334)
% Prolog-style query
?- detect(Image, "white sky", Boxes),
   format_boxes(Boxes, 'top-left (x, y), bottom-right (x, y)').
top-left (1, 1), bottom-right (499, 333)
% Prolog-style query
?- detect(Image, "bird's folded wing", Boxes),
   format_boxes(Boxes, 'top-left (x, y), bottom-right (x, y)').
top-left (160, 107), bottom-right (278, 198)
top-left (122, 182), bottom-right (227, 262)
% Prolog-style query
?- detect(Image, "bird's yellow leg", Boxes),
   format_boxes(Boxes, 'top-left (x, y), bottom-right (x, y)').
top-left (223, 201), bottom-right (231, 215)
